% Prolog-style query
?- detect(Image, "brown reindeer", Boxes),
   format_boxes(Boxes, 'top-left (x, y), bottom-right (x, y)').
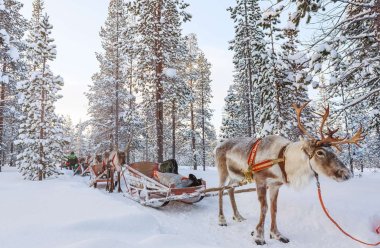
top-left (215, 102), bottom-right (364, 245)
top-left (108, 150), bottom-right (126, 192)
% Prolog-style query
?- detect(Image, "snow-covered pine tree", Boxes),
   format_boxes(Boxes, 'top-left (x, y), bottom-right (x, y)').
top-left (120, 9), bottom-right (141, 163)
top-left (61, 116), bottom-right (75, 154)
top-left (258, 6), bottom-right (285, 137)
top-left (0, 0), bottom-right (27, 171)
top-left (193, 52), bottom-right (216, 170)
top-left (227, 0), bottom-right (266, 137)
top-left (129, 0), bottom-right (191, 163)
top-left (16, 12), bottom-right (66, 180)
top-left (278, 16), bottom-right (312, 140)
top-left (86, 0), bottom-right (134, 153)
top-left (220, 85), bottom-right (245, 141)
top-left (184, 33), bottom-right (199, 169)
top-left (162, 35), bottom-right (193, 162)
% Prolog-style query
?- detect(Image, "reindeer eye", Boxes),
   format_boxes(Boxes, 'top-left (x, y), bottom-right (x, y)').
top-left (316, 151), bottom-right (325, 157)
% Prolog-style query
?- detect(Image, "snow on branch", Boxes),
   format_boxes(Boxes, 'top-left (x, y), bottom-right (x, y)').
top-left (343, 88), bottom-right (380, 109)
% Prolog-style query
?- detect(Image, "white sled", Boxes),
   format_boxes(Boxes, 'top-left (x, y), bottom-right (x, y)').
top-left (121, 162), bottom-right (206, 208)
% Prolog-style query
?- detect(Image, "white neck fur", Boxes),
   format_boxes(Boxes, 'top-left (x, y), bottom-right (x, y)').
top-left (284, 141), bottom-right (314, 189)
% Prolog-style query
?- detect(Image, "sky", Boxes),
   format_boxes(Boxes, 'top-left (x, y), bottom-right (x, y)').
top-left (18, 0), bottom-right (235, 132)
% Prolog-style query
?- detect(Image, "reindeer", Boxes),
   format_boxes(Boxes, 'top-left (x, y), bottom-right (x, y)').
top-left (106, 150), bottom-right (126, 192)
top-left (215, 102), bottom-right (364, 245)
top-left (81, 154), bottom-right (102, 176)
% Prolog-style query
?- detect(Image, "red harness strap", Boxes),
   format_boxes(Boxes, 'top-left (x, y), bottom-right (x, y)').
top-left (247, 139), bottom-right (285, 173)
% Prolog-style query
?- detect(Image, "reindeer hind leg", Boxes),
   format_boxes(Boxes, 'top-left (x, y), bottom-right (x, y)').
top-left (218, 174), bottom-right (228, 226)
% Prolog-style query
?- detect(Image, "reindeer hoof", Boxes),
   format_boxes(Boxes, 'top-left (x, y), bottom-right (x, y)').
top-left (279, 237), bottom-right (290, 243)
top-left (270, 234), bottom-right (289, 243)
top-left (233, 215), bottom-right (246, 222)
top-left (254, 239), bottom-right (266, 245)
top-left (218, 215), bottom-right (227, 226)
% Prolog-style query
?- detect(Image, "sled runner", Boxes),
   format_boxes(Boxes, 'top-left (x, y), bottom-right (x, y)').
top-left (121, 161), bottom-right (206, 208)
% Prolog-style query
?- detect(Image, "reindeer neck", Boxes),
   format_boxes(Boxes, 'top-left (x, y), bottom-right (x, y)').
top-left (284, 141), bottom-right (314, 189)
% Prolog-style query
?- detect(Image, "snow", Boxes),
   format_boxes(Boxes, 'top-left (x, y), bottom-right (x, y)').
top-left (313, 63), bottom-right (322, 72)
top-left (8, 46), bottom-right (20, 61)
top-left (1, 166), bottom-right (379, 248)
top-left (0, 29), bottom-right (10, 44)
top-left (163, 68), bottom-right (177, 78)
top-left (0, 0), bottom-right (4, 11)
top-left (0, 74), bottom-right (9, 84)
top-left (285, 21), bottom-right (296, 31)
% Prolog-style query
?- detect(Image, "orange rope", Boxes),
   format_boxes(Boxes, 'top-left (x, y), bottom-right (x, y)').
top-left (317, 186), bottom-right (380, 246)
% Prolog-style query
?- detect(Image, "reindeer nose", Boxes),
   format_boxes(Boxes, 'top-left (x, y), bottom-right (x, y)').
top-left (336, 169), bottom-right (352, 181)
top-left (342, 169), bottom-right (352, 181)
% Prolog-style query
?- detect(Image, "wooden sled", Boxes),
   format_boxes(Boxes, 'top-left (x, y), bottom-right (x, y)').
top-left (89, 164), bottom-right (116, 192)
top-left (121, 162), bottom-right (206, 208)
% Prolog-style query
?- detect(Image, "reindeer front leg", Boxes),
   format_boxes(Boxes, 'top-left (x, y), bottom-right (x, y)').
top-left (252, 182), bottom-right (267, 245)
top-left (269, 184), bottom-right (289, 243)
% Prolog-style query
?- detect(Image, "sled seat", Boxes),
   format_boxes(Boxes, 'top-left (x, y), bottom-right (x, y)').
top-left (129, 162), bottom-right (159, 178)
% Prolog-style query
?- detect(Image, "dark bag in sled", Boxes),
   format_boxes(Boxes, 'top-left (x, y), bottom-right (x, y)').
top-left (159, 159), bottom-right (178, 174)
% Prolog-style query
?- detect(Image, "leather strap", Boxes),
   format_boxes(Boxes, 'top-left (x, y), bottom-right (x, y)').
top-left (278, 144), bottom-right (289, 183)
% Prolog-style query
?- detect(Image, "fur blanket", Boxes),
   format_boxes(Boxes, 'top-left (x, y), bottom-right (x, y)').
top-left (154, 171), bottom-right (202, 188)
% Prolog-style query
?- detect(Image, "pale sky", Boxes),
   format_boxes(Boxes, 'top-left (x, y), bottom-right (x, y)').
top-left (18, 0), bottom-right (235, 131)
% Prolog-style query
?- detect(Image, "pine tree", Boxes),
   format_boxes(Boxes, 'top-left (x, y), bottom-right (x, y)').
top-left (277, 16), bottom-right (312, 139)
top-left (194, 52), bottom-right (216, 170)
top-left (86, 0), bottom-right (135, 153)
top-left (258, 6), bottom-right (285, 136)
top-left (220, 85), bottom-right (244, 141)
top-left (0, 0), bottom-right (27, 171)
top-left (16, 10), bottom-right (66, 180)
top-left (227, 0), bottom-right (266, 137)
top-left (130, 0), bottom-right (191, 162)
top-left (184, 33), bottom-right (199, 169)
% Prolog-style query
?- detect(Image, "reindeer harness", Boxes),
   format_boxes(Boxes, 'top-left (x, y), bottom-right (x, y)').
top-left (244, 139), bottom-right (289, 184)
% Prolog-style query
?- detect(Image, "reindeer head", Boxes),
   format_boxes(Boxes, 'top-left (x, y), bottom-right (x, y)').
top-left (95, 154), bottom-right (102, 163)
top-left (118, 151), bottom-right (126, 165)
top-left (293, 102), bottom-right (364, 182)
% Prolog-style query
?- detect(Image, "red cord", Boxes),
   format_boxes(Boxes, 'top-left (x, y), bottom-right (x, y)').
top-left (318, 187), bottom-right (380, 246)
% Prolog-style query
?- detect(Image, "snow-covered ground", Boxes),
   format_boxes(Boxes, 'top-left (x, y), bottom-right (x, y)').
top-left (1, 166), bottom-right (379, 248)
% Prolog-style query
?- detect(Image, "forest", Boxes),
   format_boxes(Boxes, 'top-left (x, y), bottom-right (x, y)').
top-left (0, 0), bottom-right (379, 180)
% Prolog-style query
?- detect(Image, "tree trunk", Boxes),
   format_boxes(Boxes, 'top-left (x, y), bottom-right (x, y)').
top-left (375, 0), bottom-right (380, 41)
top-left (190, 100), bottom-right (197, 170)
top-left (39, 60), bottom-right (46, 176)
top-left (10, 141), bottom-right (14, 167)
top-left (155, 0), bottom-right (164, 163)
top-left (243, 0), bottom-right (255, 136)
top-left (201, 76), bottom-right (206, 171)
top-left (268, 22), bottom-right (282, 131)
top-left (340, 83), bottom-right (353, 173)
top-left (0, 63), bottom-right (6, 171)
top-left (171, 100), bottom-right (176, 160)
top-left (144, 117), bottom-right (148, 161)
top-left (114, 2), bottom-right (121, 151)
top-left (127, 59), bottom-right (134, 164)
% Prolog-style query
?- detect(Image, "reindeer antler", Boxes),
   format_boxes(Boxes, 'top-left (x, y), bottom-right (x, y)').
top-left (317, 105), bottom-right (330, 140)
top-left (327, 125), bottom-right (364, 148)
top-left (294, 102), bottom-right (365, 150)
top-left (292, 101), bottom-right (316, 140)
